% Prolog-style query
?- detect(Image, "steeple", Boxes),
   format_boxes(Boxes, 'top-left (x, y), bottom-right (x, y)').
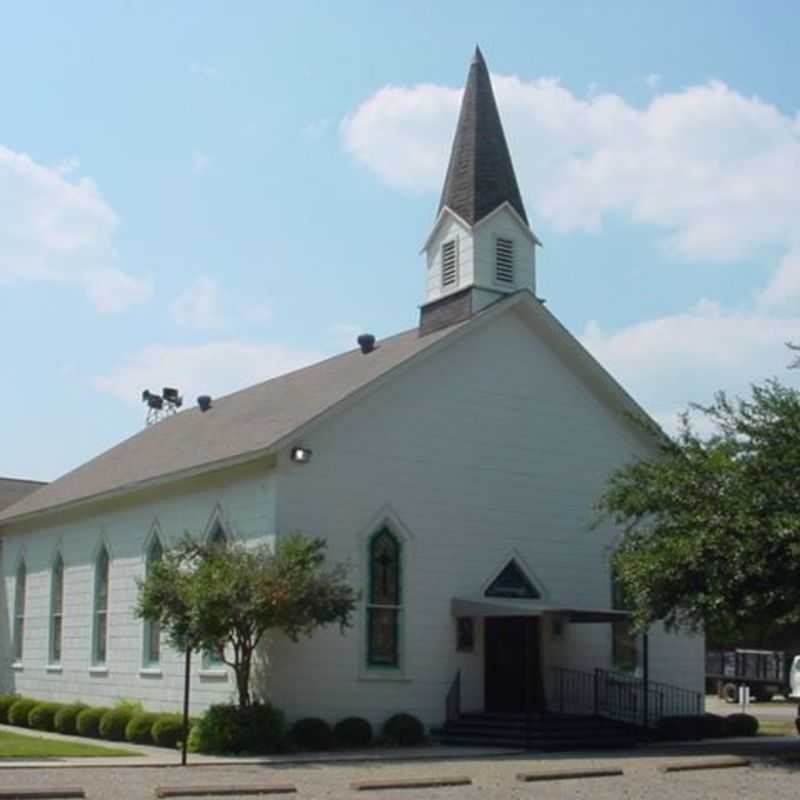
top-left (438, 46), bottom-right (528, 226)
top-left (419, 48), bottom-right (539, 336)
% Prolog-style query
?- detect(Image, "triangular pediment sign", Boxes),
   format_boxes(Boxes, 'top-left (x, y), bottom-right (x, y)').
top-left (485, 559), bottom-right (540, 599)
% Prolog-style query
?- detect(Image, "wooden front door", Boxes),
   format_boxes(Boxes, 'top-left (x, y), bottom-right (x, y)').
top-left (484, 616), bottom-right (543, 713)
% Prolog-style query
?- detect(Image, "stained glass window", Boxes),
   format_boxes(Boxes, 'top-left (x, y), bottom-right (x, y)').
top-left (143, 538), bottom-right (163, 666)
top-left (203, 523), bottom-right (227, 668)
top-left (93, 546), bottom-right (110, 665)
top-left (13, 560), bottom-right (26, 663)
top-left (367, 529), bottom-right (401, 667)
top-left (485, 560), bottom-right (539, 599)
top-left (50, 554), bottom-right (64, 664)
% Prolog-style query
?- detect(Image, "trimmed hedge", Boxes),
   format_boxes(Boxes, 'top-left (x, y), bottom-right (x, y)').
top-left (54, 704), bottom-right (88, 736)
top-left (725, 713), bottom-right (759, 737)
top-left (189, 703), bottom-right (287, 755)
top-left (99, 708), bottom-right (135, 741)
top-left (291, 717), bottom-right (334, 751)
top-left (125, 712), bottom-right (160, 745)
top-left (152, 714), bottom-right (186, 749)
top-left (29, 702), bottom-right (64, 732)
top-left (382, 713), bottom-right (425, 746)
top-left (76, 707), bottom-right (110, 739)
top-left (8, 698), bottom-right (37, 728)
top-left (334, 717), bottom-right (373, 749)
top-left (0, 694), bottom-right (19, 724)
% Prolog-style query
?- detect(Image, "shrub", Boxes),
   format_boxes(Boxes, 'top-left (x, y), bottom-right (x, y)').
top-left (54, 704), bottom-right (88, 736)
top-left (125, 712), bottom-right (160, 745)
top-left (8, 698), bottom-right (37, 728)
top-left (0, 694), bottom-right (19, 724)
top-left (291, 717), bottom-right (333, 751)
top-left (725, 713), bottom-right (759, 737)
top-left (29, 702), bottom-right (64, 732)
top-left (115, 698), bottom-right (144, 714)
top-left (153, 714), bottom-right (186, 749)
top-left (334, 716), bottom-right (373, 749)
top-left (189, 703), bottom-right (287, 754)
top-left (697, 713), bottom-right (727, 739)
top-left (382, 713), bottom-right (425, 746)
top-left (99, 707), bottom-right (135, 741)
top-left (76, 707), bottom-right (110, 738)
top-left (656, 715), bottom-right (706, 741)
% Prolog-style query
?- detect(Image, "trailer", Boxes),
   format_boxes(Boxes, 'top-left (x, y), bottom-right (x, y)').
top-left (706, 649), bottom-right (800, 702)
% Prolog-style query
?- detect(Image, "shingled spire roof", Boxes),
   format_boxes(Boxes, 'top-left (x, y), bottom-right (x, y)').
top-left (438, 46), bottom-right (528, 226)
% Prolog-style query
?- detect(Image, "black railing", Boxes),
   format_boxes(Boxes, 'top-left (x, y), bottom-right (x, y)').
top-left (547, 666), bottom-right (703, 729)
top-left (446, 669), bottom-right (461, 723)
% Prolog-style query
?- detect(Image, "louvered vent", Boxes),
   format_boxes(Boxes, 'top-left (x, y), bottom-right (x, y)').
top-left (441, 239), bottom-right (458, 288)
top-left (495, 237), bottom-right (514, 284)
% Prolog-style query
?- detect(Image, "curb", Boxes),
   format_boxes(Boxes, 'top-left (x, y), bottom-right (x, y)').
top-left (659, 756), bottom-right (751, 773)
top-left (516, 768), bottom-right (624, 782)
top-left (351, 776), bottom-right (472, 791)
top-left (0, 790), bottom-right (84, 799)
top-left (155, 785), bottom-right (296, 797)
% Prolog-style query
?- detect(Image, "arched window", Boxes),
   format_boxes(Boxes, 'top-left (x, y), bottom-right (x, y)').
top-left (143, 537), bottom-right (163, 667)
top-left (50, 554), bottom-right (64, 665)
top-left (92, 545), bottom-right (110, 666)
top-left (13, 559), bottom-right (26, 663)
top-left (202, 523), bottom-right (227, 669)
top-left (367, 529), bottom-right (402, 668)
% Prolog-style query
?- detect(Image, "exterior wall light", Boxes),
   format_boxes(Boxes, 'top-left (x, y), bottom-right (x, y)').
top-left (291, 446), bottom-right (313, 464)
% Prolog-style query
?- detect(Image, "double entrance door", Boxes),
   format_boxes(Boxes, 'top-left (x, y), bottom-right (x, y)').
top-left (484, 616), bottom-right (544, 713)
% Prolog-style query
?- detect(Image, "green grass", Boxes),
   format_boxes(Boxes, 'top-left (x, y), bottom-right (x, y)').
top-left (0, 730), bottom-right (141, 758)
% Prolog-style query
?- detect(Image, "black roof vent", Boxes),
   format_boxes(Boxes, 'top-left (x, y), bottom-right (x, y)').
top-left (197, 395), bottom-right (212, 412)
top-left (357, 333), bottom-right (376, 354)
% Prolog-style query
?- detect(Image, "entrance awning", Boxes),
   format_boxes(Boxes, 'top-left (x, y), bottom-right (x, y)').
top-left (451, 596), bottom-right (630, 623)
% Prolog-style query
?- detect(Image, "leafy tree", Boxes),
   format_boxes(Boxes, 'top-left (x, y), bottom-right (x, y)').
top-left (596, 379), bottom-right (800, 643)
top-left (136, 533), bottom-right (358, 706)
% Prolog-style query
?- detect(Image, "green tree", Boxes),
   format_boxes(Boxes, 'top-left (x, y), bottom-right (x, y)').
top-left (136, 533), bottom-right (358, 706)
top-left (596, 379), bottom-right (800, 643)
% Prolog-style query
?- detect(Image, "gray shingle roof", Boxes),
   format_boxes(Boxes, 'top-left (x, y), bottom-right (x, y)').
top-left (0, 478), bottom-right (47, 513)
top-left (438, 46), bottom-right (528, 226)
top-left (0, 320), bottom-right (469, 524)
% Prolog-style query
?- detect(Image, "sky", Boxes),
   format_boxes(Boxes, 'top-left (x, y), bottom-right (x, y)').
top-left (1, 1), bottom-right (799, 481)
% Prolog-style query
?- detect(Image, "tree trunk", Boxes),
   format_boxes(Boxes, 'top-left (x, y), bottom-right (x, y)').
top-left (236, 646), bottom-right (252, 707)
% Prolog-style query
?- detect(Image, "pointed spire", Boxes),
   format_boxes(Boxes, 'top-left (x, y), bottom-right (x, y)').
top-left (438, 47), bottom-right (528, 226)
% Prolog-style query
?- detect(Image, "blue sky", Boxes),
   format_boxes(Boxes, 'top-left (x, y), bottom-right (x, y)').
top-left (1, 1), bottom-right (799, 480)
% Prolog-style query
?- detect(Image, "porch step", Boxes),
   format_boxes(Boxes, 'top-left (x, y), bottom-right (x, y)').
top-left (432, 713), bottom-right (638, 751)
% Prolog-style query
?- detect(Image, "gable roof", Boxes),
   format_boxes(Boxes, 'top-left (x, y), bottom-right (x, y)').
top-left (438, 46), bottom-right (528, 226)
top-left (0, 478), bottom-right (47, 513)
top-left (0, 317), bottom-right (472, 525)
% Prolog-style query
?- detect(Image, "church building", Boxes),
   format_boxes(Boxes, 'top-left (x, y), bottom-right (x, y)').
top-left (0, 49), bottom-right (704, 735)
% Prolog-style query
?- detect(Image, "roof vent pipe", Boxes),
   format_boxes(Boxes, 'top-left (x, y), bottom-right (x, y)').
top-left (357, 334), bottom-right (376, 354)
top-left (197, 395), bottom-right (212, 412)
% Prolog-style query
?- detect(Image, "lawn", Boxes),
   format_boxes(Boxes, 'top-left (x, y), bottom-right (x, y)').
top-left (0, 729), bottom-right (140, 758)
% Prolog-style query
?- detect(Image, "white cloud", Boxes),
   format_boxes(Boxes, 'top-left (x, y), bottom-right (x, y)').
top-left (171, 276), bottom-right (225, 330)
top-left (0, 143), bottom-right (152, 312)
top-left (580, 300), bottom-right (800, 433)
top-left (192, 150), bottom-right (211, 173)
top-left (93, 340), bottom-right (324, 408)
top-left (341, 75), bottom-right (800, 264)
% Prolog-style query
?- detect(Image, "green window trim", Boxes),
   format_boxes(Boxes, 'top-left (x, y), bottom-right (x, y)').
top-left (366, 528), bottom-right (402, 669)
top-left (49, 554), bottom-right (64, 665)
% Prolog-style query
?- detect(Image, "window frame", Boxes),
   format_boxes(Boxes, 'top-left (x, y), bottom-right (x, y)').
top-left (49, 553), bottom-right (64, 666)
top-left (201, 522), bottom-right (228, 670)
top-left (440, 237), bottom-right (459, 290)
top-left (494, 235), bottom-right (515, 286)
top-left (142, 536), bottom-right (163, 668)
top-left (92, 545), bottom-right (110, 667)
top-left (366, 528), bottom-right (402, 669)
top-left (13, 558), bottom-right (26, 664)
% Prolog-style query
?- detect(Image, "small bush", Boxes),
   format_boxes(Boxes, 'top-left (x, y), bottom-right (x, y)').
top-left (153, 714), bottom-right (186, 749)
top-left (115, 698), bottom-right (144, 714)
top-left (125, 712), bottom-right (160, 745)
top-left (76, 707), bottom-right (110, 738)
top-left (656, 715), bottom-right (703, 741)
top-left (725, 713), bottom-right (759, 737)
top-left (29, 702), bottom-right (64, 732)
top-left (334, 716), bottom-right (373, 749)
top-left (699, 713), bottom-right (727, 739)
top-left (291, 717), bottom-right (334, 751)
top-left (8, 698), bottom-right (37, 728)
top-left (0, 694), bottom-right (19, 724)
top-left (99, 707), bottom-right (135, 741)
top-left (189, 703), bottom-right (287, 755)
top-left (382, 713), bottom-right (425, 746)
top-left (54, 704), bottom-right (88, 736)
